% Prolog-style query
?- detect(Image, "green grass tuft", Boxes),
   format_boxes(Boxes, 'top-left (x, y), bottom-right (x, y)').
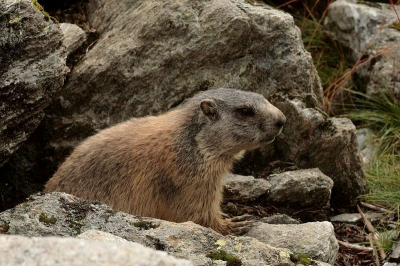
top-left (361, 154), bottom-right (400, 213)
top-left (347, 92), bottom-right (400, 155)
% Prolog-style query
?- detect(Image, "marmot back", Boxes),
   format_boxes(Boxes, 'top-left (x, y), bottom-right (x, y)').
top-left (45, 88), bottom-right (286, 235)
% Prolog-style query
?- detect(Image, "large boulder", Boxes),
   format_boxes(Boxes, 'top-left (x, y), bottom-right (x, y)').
top-left (0, 0), bottom-right (68, 167)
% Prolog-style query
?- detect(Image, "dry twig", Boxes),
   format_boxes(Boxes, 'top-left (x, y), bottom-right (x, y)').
top-left (357, 205), bottom-right (386, 260)
top-left (360, 202), bottom-right (390, 213)
top-left (338, 240), bottom-right (373, 252)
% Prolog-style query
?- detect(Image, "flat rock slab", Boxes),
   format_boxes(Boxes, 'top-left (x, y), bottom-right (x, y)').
top-left (330, 212), bottom-right (384, 223)
top-left (0, 234), bottom-right (193, 266)
top-left (245, 221), bottom-right (339, 264)
top-left (0, 192), bottom-right (294, 265)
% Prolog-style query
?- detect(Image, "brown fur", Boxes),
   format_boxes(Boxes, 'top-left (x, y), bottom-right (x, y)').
top-left (45, 88), bottom-right (286, 234)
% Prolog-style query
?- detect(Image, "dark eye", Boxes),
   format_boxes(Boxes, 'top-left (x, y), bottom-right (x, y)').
top-left (237, 107), bottom-right (255, 117)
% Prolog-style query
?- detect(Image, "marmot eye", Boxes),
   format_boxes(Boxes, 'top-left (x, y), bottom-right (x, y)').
top-left (237, 107), bottom-right (255, 116)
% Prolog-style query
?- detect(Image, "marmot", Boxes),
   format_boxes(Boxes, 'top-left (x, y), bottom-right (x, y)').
top-left (45, 88), bottom-right (286, 235)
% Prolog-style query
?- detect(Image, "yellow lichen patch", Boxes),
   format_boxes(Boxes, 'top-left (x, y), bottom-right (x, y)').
top-left (215, 239), bottom-right (227, 250)
top-left (279, 251), bottom-right (290, 259)
top-left (234, 242), bottom-right (242, 252)
top-left (9, 17), bottom-right (22, 24)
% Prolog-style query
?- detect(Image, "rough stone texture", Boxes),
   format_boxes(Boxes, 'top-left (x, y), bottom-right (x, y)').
top-left (357, 128), bottom-right (377, 166)
top-left (266, 168), bottom-right (333, 208)
top-left (325, 0), bottom-right (400, 97)
top-left (246, 221), bottom-right (339, 264)
top-left (275, 99), bottom-right (365, 207)
top-left (78, 229), bottom-right (129, 243)
top-left (0, 0), bottom-right (68, 167)
top-left (0, 234), bottom-right (193, 266)
top-left (260, 214), bottom-right (300, 224)
top-left (0, 192), bottom-right (294, 265)
top-left (59, 23), bottom-right (86, 55)
top-left (222, 174), bottom-right (270, 201)
top-left (330, 212), bottom-right (383, 223)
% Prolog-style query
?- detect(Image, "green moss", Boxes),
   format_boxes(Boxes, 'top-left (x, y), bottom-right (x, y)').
top-left (39, 213), bottom-right (57, 225)
top-left (31, 0), bottom-right (58, 24)
top-left (133, 221), bottom-right (156, 230)
top-left (290, 253), bottom-right (312, 265)
top-left (206, 250), bottom-right (242, 266)
top-left (70, 217), bottom-right (86, 235)
top-left (0, 222), bottom-right (10, 234)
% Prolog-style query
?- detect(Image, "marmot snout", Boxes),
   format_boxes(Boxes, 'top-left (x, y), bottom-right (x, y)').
top-left (45, 88), bottom-right (286, 235)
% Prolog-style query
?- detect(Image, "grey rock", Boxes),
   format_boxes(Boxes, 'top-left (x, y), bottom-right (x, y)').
top-left (260, 214), bottom-right (300, 224)
top-left (385, 238), bottom-right (400, 265)
top-left (330, 212), bottom-right (384, 223)
top-left (0, 234), bottom-right (193, 266)
top-left (246, 221), bottom-right (339, 264)
top-left (0, 192), bottom-right (294, 265)
top-left (325, 0), bottom-right (400, 97)
top-left (357, 128), bottom-right (377, 166)
top-left (223, 174), bottom-right (271, 201)
top-left (59, 23), bottom-right (86, 55)
top-left (267, 168), bottom-right (333, 208)
top-left (275, 99), bottom-right (365, 206)
top-left (0, 0), bottom-right (68, 167)
top-left (78, 229), bottom-right (129, 243)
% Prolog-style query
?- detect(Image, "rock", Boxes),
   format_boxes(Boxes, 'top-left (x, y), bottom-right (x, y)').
top-left (266, 168), bottom-right (333, 209)
top-left (330, 212), bottom-right (384, 223)
top-left (275, 99), bottom-right (365, 207)
top-left (260, 214), bottom-right (300, 224)
top-left (0, 234), bottom-right (193, 266)
top-left (325, 0), bottom-right (400, 97)
top-left (385, 238), bottom-right (400, 265)
top-left (246, 221), bottom-right (339, 264)
top-left (78, 229), bottom-right (129, 243)
top-left (59, 23), bottom-right (86, 55)
top-left (0, 0), bottom-right (68, 167)
top-left (0, 192), bottom-right (294, 265)
top-left (222, 174), bottom-right (270, 201)
top-left (357, 128), bottom-right (377, 165)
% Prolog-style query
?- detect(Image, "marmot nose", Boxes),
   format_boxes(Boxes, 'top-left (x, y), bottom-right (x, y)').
top-left (275, 116), bottom-right (286, 128)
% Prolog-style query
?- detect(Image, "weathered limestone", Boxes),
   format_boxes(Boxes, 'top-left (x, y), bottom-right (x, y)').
top-left (0, 0), bottom-right (68, 167)
top-left (0, 234), bottom-right (193, 266)
top-left (246, 221), bottom-right (339, 264)
top-left (0, 192), bottom-right (295, 265)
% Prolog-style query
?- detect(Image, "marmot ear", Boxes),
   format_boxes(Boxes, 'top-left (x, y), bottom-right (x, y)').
top-left (200, 99), bottom-right (218, 120)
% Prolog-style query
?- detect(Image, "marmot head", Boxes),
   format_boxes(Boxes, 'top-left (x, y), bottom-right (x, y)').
top-left (187, 88), bottom-right (286, 158)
